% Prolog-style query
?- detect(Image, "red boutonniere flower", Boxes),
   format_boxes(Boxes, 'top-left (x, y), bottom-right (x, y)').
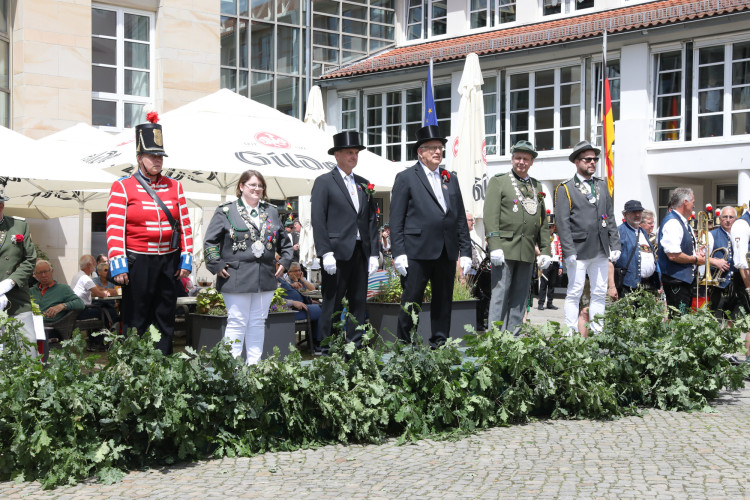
top-left (537, 191), bottom-right (546, 202)
top-left (11, 234), bottom-right (24, 244)
top-left (361, 183), bottom-right (376, 196)
top-left (546, 209), bottom-right (551, 215)
top-left (440, 170), bottom-right (450, 184)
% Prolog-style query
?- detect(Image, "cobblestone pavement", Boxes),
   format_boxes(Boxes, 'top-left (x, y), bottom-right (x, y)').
top-left (3, 381), bottom-right (750, 499)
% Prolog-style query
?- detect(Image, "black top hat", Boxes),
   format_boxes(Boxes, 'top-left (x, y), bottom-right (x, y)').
top-left (136, 111), bottom-right (168, 156)
top-left (328, 131), bottom-right (366, 155)
top-left (623, 200), bottom-right (645, 213)
top-left (568, 140), bottom-right (600, 163)
top-left (413, 125), bottom-right (447, 154)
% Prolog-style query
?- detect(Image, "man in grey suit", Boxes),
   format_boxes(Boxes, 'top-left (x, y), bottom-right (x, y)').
top-left (554, 140), bottom-right (621, 334)
top-left (389, 125), bottom-right (473, 347)
top-left (311, 131), bottom-right (379, 349)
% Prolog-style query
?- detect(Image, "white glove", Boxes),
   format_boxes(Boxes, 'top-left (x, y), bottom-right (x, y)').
top-left (537, 255), bottom-right (552, 270)
top-left (368, 256), bottom-right (379, 275)
top-left (0, 294), bottom-right (7, 311)
top-left (490, 249), bottom-right (505, 267)
top-left (565, 254), bottom-right (577, 266)
top-left (460, 256), bottom-right (472, 275)
top-left (0, 279), bottom-right (14, 295)
top-left (394, 254), bottom-right (409, 277)
top-left (610, 250), bottom-right (622, 262)
top-left (322, 253), bottom-right (337, 275)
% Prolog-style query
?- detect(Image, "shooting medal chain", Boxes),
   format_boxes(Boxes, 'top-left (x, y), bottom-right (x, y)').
top-left (509, 175), bottom-right (538, 215)
top-left (237, 201), bottom-right (272, 258)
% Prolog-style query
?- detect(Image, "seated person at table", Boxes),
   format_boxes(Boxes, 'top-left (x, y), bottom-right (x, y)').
top-left (92, 260), bottom-right (120, 327)
top-left (71, 255), bottom-right (113, 349)
top-left (29, 260), bottom-right (85, 341)
top-left (285, 262), bottom-right (316, 293)
top-left (277, 275), bottom-right (323, 354)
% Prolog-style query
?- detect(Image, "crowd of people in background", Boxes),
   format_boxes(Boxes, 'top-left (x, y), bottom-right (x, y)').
top-left (2, 115), bottom-right (748, 366)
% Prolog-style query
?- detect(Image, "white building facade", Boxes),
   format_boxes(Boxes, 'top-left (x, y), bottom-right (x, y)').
top-left (319, 0), bottom-right (750, 222)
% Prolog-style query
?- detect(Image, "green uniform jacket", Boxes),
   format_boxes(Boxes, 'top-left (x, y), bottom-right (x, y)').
top-left (0, 216), bottom-right (37, 315)
top-left (483, 172), bottom-right (550, 263)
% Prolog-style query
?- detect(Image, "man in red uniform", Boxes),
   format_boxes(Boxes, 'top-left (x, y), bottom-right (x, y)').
top-left (106, 112), bottom-right (193, 354)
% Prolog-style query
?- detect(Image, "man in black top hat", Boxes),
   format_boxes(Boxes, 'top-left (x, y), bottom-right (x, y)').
top-left (311, 131), bottom-right (379, 350)
top-left (389, 125), bottom-right (472, 346)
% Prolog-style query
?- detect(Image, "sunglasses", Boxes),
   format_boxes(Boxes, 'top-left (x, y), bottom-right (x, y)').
top-left (579, 157), bottom-right (599, 163)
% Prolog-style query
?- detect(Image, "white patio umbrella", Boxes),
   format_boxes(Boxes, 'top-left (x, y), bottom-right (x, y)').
top-left (72, 89), bottom-right (396, 202)
top-left (450, 53), bottom-right (487, 236)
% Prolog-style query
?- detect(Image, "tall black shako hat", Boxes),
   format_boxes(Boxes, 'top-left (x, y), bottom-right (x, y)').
top-left (136, 110), bottom-right (168, 156)
top-left (413, 125), bottom-right (447, 154)
top-left (328, 131), bottom-right (366, 155)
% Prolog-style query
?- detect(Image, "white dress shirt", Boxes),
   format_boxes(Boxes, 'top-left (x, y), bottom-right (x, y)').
top-left (731, 217), bottom-right (750, 269)
top-left (660, 211), bottom-right (696, 256)
top-left (420, 162), bottom-right (446, 212)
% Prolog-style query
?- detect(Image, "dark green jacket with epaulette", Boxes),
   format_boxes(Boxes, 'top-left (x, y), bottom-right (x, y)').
top-left (483, 171), bottom-right (549, 263)
top-left (0, 216), bottom-right (37, 315)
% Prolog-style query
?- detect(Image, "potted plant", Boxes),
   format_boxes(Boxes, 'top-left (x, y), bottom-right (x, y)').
top-left (367, 267), bottom-right (477, 344)
top-left (189, 286), bottom-right (298, 360)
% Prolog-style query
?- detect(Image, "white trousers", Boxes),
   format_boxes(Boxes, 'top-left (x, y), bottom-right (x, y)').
top-left (564, 257), bottom-right (609, 334)
top-left (0, 311), bottom-right (38, 356)
top-left (222, 291), bottom-right (274, 365)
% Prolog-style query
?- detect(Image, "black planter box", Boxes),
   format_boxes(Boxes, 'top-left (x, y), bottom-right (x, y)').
top-left (367, 299), bottom-right (477, 345)
top-left (188, 311), bottom-right (297, 360)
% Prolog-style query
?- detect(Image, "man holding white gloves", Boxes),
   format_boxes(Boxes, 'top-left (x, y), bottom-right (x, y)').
top-left (389, 125), bottom-right (472, 347)
top-left (0, 187), bottom-right (38, 355)
top-left (555, 140), bottom-right (621, 334)
top-left (483, 140), bottom-right (551, 335)
top-left (311, 131), bottom-right (379, 349)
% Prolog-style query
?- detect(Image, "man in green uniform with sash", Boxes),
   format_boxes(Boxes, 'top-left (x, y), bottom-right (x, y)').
top-left (483, 140), bottom-right (551, 334)
top-left (0, 186), bottom-right (38, 354)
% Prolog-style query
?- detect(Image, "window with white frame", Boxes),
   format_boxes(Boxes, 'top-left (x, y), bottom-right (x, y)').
top-left (470, 0), bottom-right (516, 30)
top-left (483, 75), bottom-right (500, 156)
top-left (407, 0), bottom-right (447, 41)
top-left (542, 0), bottom-right (594, 16)
top-left (341, 95), bottom-right (359, 131)
top-left (593, 60), bottom-right (620, 147)
top-left (507, 65), bottom-right (582, 152)
top-left (363, 82), bottom-right (450, 161)
top-left (92, 6), bottom-right (153, 130)
top-left (694, 40), bottom-right (750, 139)
top-left (0, 0), bottom-right (9, 128)
top-left (653, 50), bottom-right (683, 142)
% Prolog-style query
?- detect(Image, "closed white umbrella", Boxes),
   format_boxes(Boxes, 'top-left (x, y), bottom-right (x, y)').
top-left (450, 53), bottom-right (487, 231)
top-left (303, 85), bottom-right (326, 131)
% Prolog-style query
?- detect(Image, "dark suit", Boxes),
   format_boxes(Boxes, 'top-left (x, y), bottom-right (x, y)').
top-left (311, 168), bottom-right (378, 346)
top-left (389, 163), bottom-right (471, 346)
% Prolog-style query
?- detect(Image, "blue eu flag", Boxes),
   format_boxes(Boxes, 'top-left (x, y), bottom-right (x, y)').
top-left (424, 60), bottom-right (438, 126)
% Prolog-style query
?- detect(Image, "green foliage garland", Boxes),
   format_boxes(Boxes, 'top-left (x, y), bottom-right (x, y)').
top-left (0, 290), bottom-right (747, 488)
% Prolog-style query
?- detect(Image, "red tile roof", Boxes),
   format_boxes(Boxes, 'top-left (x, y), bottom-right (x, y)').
top-left (319, 0), bottom-right (750, 80)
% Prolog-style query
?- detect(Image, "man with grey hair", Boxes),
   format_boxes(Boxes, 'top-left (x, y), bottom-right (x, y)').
top-left (657, 188), bottom-right (706, 316)
top-left (71, 254), bottom-right (113, 350)
top-left (30, 260), bottom-right (84, 340)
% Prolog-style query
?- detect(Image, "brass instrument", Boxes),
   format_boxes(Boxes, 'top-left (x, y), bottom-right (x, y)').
top-left (696, 211), bottom-right (718, 306)
top-left (709, 246), bottom-right (729, 284)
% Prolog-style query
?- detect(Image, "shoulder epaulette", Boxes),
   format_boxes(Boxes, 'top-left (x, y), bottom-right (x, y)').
top-left (554, 180), bottom-right (573, 211)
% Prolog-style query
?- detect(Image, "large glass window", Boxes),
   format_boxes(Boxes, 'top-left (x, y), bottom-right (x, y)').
top-left (543, 0), bottom-right (594, 16)
top-left (507, 65), bottom-right (582, 152)
top-left (311, 1), bottom-right (395, 77)
top-left (407, 0), bottom-right (446, 41)
top-left (470, 0), bottom-right (516, 30)
top-left (694, 40), bottom-right (750, 139)
top-left (221, 0), bottom-right (304, 117)
top-left (363, 82), bottom-right (450, 161)
top-left (92, 6), bottom-right (153, 130)
top-left (653, 50), bottom-right (683, 142)
top-left (0, 0), bottom-right (8, 127)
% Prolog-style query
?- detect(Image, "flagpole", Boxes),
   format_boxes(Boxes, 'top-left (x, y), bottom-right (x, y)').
top-left (600, 30), bottom-right (607, 179)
